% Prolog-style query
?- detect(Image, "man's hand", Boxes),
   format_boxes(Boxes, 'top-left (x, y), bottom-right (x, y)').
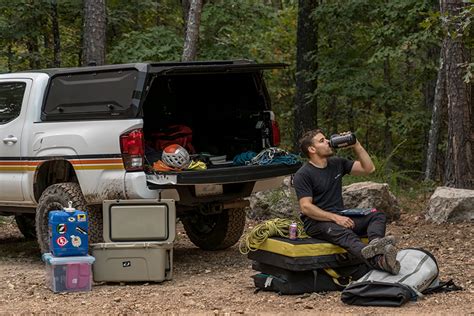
top-left (333, 214), bottom-right (355, 229)
top-left (338, 131), bottom-right (358, 149)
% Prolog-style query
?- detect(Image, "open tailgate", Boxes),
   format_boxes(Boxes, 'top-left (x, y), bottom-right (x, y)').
top-left (146, 163), bottom-right (302, 187)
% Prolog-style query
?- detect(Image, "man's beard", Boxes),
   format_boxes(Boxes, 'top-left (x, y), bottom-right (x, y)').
top-left (320, 149), bottom-right (334, 158)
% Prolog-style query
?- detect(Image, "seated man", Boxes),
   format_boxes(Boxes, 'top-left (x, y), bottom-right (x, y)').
top-left (293, 129), bottom-right (400, 274)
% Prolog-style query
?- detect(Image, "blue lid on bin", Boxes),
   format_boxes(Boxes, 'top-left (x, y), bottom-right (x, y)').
top-left (42, 253), bottom-right (95, 265)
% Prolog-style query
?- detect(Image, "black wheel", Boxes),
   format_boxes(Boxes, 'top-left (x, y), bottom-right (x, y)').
top-left (14, 214), bottom-right (36, 240)
top-left (182, 208), bottom-right (246, 250)
top-left (35, 182), bottom-right (103, 253)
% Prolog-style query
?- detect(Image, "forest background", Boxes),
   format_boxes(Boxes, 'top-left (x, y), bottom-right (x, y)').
top-left (0, 0), bottom-right (472, 193)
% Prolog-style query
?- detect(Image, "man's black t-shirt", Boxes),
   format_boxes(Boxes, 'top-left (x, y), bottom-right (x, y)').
top-left (293, 157), bottom-right (354, 219)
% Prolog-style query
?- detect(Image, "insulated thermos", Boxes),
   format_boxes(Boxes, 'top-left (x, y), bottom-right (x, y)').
top-left (329, 132), bottom-right (357, 148)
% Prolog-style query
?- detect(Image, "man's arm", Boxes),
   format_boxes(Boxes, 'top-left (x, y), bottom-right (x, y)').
top-left (299, 197), bottom-right (355, 229)
top-left (350, 141), bottom-right (375, 176)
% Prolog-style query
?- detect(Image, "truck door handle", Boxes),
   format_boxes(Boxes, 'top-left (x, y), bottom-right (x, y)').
top-left (3, 135), bottom-right (18, 145)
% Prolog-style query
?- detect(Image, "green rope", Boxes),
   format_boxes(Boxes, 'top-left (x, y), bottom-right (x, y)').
top-left (239, 218), bottom-right (309, 254)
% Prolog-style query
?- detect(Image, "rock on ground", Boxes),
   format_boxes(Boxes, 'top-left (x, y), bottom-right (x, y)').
top-left (342, 181), bottom-right (401, 220)
top-left (247, 176), bottom-right (299, 220)
top-left (248, 179), bottom-right (402, 221)
top-left (426, 186), bottom-right (474, 224)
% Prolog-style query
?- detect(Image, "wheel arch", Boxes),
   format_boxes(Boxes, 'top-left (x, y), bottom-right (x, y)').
top-left (33, 159), bottom-right (79, 203)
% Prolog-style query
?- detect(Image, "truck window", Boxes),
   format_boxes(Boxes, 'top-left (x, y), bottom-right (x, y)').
top-left (42, 69), bottom-right (143, 121)
top-left (0, 82), bottom-right (26, 124)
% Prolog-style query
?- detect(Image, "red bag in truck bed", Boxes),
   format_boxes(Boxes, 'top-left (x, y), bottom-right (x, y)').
top-left (151, 124), bottom-right (195, 154)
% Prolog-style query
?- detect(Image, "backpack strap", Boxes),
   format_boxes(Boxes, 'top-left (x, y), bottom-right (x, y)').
top-left (423, 279), bottom-right (463, 294)
top-left (324, 268), bottom-right (351, 287)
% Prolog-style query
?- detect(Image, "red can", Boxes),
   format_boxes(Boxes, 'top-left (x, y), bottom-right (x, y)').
top-left (289, 223), bottom-right (297, 240)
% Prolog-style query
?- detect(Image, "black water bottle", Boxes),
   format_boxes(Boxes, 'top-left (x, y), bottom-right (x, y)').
top-left (329, 132), bottom-right (357, 148)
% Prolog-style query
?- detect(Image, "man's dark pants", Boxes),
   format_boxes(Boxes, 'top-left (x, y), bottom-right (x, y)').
top-left (303, 211), bottom-right (387, 260)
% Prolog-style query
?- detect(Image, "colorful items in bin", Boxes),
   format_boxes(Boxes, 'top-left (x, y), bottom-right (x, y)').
top-left (49, 201), bottom-right (88, 257)
top-left (42, 253), bottom-right (95, 293)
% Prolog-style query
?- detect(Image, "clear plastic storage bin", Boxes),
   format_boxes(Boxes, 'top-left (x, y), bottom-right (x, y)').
top-left (42, 253), bottom-right (95, 293)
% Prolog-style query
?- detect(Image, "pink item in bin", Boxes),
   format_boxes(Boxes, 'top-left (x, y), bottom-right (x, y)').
top-left (66, 263), bottom-right (92, 290)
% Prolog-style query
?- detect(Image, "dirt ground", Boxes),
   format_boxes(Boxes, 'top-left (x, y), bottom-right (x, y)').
top-left (0, 210), bottom-right (473, 314)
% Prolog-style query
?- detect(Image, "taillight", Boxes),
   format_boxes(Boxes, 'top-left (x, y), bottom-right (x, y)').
top-left (120, 129), bottom-right (144, 171)
top-left (271, 120), bottom-right (280, 146)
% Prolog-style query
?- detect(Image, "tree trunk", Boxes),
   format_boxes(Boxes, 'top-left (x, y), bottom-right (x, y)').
top-left (383, 56), bottom-right (393, 157)
top-left (442, 0), bottom-right (473, 189)
top-left (26, 37), bottom-right (40, 69)
top-left (330, 95), bottom-right (338, 135)
top-left (293, 0), bottom-right (318, 148)
top-left (82, 0), bottom-right (106, 66)
top-left (181, 0), bottom-right (191, 31)
top-left (271, 0), bottom-right (283, 10)
top-left (51, 0), bottom-right (61, 67)
top-left (7, 44), bottom-right (13, 73)
top-left (182, 0), bottom-right (203, 62)
top-left (156, 0), bottom-right (162, 26)
top-left (425, 44), bottom-right (447, 182)
top-left (348, 99), bottom-right (355, 132)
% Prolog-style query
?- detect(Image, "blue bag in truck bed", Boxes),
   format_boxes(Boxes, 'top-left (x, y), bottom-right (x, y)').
top-left (49, 203), bottom-right (88, 257)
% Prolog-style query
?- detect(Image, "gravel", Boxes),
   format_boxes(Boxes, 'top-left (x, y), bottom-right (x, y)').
top-left (0, 211), bottom-right (472, 314)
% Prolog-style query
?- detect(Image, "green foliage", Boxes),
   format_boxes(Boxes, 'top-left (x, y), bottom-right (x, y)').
top-left (312, 0), bottom-right (440, 174)
top-left (0, 216), bottom-right (7, 224)
top-left (0, 0), bottom-right (467, 185)
top-left (108, 26), bottom-right (183, 63)
top-left (343, 140), bottom-right (424, 193)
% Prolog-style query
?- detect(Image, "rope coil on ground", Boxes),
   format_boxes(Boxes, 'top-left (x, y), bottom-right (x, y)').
top-left (239, 218), bottom-right (308, 254)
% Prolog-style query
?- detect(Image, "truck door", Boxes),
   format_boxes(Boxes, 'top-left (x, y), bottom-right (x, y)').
top-left (0, 79), bottom-right (31, 201)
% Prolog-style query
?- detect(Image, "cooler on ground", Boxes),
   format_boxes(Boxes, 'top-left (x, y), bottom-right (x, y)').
top-left (92, 242), bottom-right (173, 282)
top-left (92, 199), bottom-right (176, 282)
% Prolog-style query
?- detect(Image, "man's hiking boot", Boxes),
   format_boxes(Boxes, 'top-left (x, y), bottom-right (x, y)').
top-left (361, 235), bottom-right (397, 259)
top-left (371, 244), bottom-right (400, 275)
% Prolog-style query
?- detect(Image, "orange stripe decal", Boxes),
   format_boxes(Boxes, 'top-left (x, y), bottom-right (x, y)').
top-left (70, 159), bottom-right (123, 165)
top-left (0, 158), bottom-right (124, 170)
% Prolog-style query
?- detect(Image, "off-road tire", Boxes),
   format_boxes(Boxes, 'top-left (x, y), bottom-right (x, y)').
top-left (14, 214), bottom-right (36, 240)
top-left (182, 208), bottom-right (246, 250)
top-left (35, 182), bottom-right (103, 253)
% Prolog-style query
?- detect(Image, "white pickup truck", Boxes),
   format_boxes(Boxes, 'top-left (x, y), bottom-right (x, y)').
top-left (0, 60), bottom-right (301, 253)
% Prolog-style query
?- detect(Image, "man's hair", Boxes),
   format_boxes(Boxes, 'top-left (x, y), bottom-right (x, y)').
top-left (299, 128), bottom-right (323, 158)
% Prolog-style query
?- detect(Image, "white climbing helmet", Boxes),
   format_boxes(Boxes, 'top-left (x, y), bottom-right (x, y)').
top-left (162, 144), bottom-right (190, 169)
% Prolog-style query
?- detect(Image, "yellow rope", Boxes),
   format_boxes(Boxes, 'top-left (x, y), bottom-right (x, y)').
top-left (239, 218), bottom-right (309, 254)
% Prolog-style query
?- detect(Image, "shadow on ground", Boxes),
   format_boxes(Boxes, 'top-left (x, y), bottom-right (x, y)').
top-left (0, 238), bottom-right (40, 259)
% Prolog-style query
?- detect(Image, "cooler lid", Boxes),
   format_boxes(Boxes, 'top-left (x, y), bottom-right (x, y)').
top-left (91, 242), bottom-right (174, 249)
top-left (102, 199), bottom-right (176, 243)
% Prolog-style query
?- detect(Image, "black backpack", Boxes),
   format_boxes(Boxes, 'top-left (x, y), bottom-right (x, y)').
top-left (253, 261), bottom-right (370, 295)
